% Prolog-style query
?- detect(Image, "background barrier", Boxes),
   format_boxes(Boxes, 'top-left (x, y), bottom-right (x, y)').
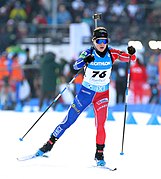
top-left (0, 99), bottom-right (160, 125)
top-left (85, 104), bottom-right (161, 125)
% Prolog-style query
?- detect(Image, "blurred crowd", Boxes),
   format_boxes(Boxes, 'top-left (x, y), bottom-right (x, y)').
top-left (0, 48), bottom-right (80, 110)
top-left (0, 47), bottom-right (160, 111)
top-left (0, 0), bottom-right (160, 51)
top-left (112, 49), bottom-right (161, 105)
top-left (0, 0), bottom-right (161, 110)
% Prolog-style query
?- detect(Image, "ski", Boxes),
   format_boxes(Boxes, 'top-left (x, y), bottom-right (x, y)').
top-left (17, 154), bottom-right (48, 161)
top-left (92, 165), bottom-right (117, 171)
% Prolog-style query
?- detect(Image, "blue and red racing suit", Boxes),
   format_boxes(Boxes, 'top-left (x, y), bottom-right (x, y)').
top-left (52, 46), bottom-right (136, 145)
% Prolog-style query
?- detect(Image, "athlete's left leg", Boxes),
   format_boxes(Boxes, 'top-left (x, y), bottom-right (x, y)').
top-left (93, 90), bottom-right (109, 165)
top-left (93, 90), bottom-right (109, 144)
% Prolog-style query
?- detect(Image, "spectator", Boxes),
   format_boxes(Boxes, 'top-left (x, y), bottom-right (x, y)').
top-left (71, 2), bottom-right (84, 23)
top-left (111, 1), bottom-right (124, 17)
top-left (39, 52), bottom-right (60, 111)
top-left (130, 57), bottom-right (147, 104)
top-left (23, 47), bottom-right (36, 98)
top-left (23, 0), bottom-right (33, 22)
top-left (0, 19), bottom-right (17, 53)
top-left (0, 52), bottom-right (10, 109)
top-left (82, 9), bottom-right (93, 27)
top-left (96, 0), bottom-right (108, 14)
top-left (9, 1), bottom-right (27, 22)
top-left (147, 49), bottom-right (160, 104)
top-left (7, 53), bottom-right (24, 108)
top-left (16, 21), bottom-right (28, 39)
top-left (57, 4), bottom-right (72, 24)
top-left (113, 61), bottom-right (127, 104)
top-left (0, 52), bottom-right (9, 82)
top-left (0, 5), bottom-right (9, 24)
top-left (126, 0), bottom-right (139, 24)
top-left (32, 11), bottom-right (48, 25)
top-left (71, 0), bottom-right (85, 11)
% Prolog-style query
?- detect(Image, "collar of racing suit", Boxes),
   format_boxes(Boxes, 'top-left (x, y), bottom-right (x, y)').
top-left (94, 46), bottom-right (108, 58)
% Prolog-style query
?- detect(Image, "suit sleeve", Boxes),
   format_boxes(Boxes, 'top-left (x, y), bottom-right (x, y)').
top-left (73, 48), bottom-right (91, 70)
top-left (110, 48), bottom-right (136, 63)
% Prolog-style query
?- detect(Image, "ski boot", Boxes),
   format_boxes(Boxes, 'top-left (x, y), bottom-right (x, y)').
top-left (36, 135), bottom-right (58, 156)
top-left (95, 144), bottom-right (106, 166)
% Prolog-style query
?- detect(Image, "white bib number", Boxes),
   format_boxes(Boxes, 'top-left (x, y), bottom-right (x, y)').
top-left (84, 68), bottom-right (111, 86)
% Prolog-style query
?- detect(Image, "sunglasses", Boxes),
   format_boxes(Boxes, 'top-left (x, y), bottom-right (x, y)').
top-left (96, 39), bottom-right (108, 44)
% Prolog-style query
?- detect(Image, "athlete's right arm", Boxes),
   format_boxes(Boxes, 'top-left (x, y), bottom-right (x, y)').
top-left (73, 49), bottom-right (92, 70)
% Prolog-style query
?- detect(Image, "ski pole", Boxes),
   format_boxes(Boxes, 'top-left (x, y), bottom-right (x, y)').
top-left (19, 67), bottom-right (84, 141)
top-left (120, 56), bottom-right (131, 155)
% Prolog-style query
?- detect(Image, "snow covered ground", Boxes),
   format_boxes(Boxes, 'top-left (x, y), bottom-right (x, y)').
top-left (0, 110), bottom-right (161, 179)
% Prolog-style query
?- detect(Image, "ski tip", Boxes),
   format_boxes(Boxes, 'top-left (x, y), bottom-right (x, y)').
top-left (120, 152), bottom-right (124, 155)
top-left (19, 138), bottom-right (23, 141)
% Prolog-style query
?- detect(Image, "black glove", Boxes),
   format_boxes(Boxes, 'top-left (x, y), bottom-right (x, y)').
top-left (127, 46), bottom-right (136, 55)
top-left (84, 54), bottom-right (95, 64)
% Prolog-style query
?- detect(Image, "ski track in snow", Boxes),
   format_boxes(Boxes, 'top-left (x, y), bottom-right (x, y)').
top-left (0, 110), bottom-right (161, 179)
